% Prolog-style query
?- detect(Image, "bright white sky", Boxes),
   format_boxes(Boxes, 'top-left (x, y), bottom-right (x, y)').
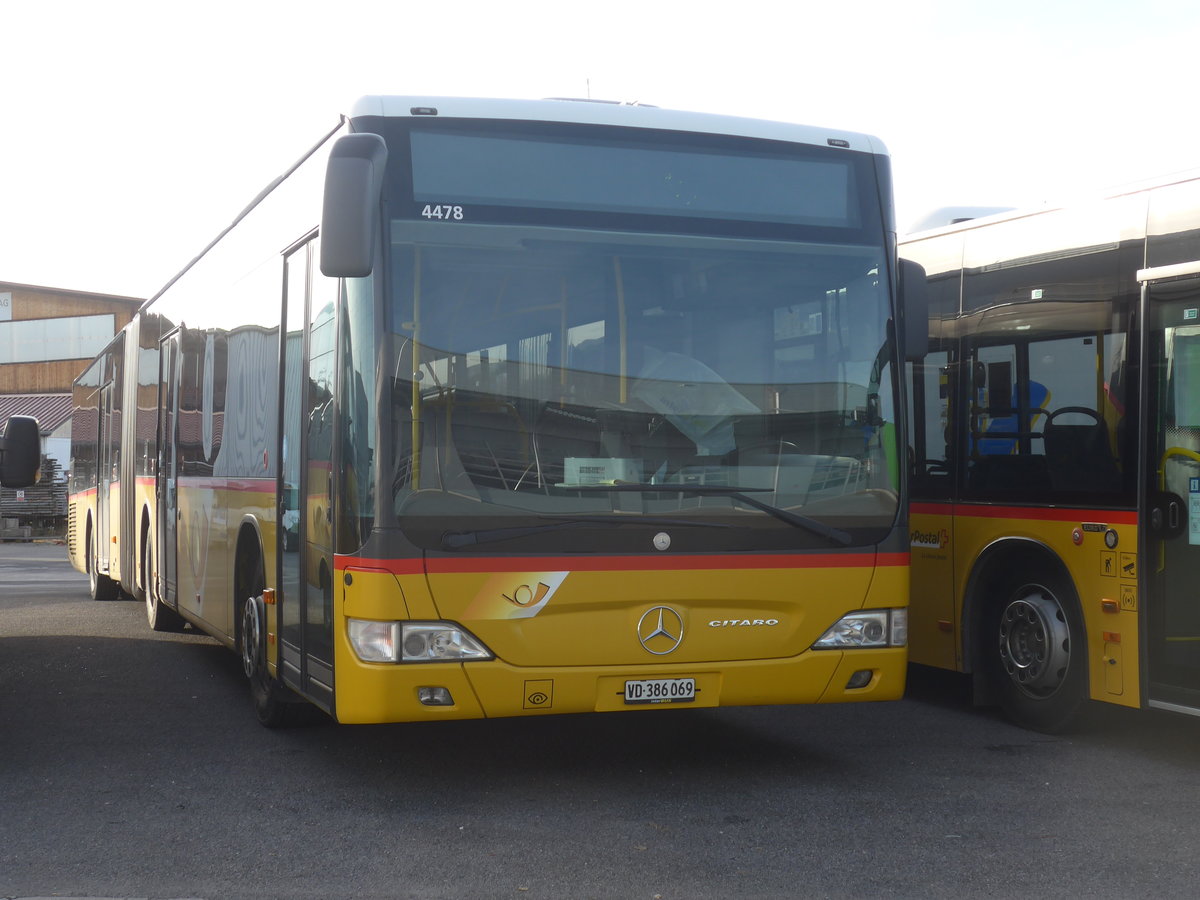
top-left (4, 0), bottom-right (1200, 299)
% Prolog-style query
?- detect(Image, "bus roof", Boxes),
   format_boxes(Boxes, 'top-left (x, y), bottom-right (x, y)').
top-left (347, 95), bottom-right (889, 157)
top-left (903, 166), bottom-right (1200, 243)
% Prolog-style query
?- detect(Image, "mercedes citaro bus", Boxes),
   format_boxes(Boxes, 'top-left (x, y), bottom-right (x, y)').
top-left (69, 96), bottom-right (925, 725)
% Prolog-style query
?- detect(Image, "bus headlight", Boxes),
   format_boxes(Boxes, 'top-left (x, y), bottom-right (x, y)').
top-left (348, 619), bottom-right (494, 663)
top-left (400, 623), bottom-right (493, 662)
top-left (812, 609), bottom-right (907, 649)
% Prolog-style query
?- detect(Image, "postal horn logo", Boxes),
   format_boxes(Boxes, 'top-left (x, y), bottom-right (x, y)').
top-left (637, 606), bottom-right (685, 655)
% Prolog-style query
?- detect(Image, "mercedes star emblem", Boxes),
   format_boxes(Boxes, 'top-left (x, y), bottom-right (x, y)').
top-left (637, 606), bottom-right (685, 655)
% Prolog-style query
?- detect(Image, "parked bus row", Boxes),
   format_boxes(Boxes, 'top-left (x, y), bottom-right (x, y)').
top-left (64, 94), bottom-right (1200, 733)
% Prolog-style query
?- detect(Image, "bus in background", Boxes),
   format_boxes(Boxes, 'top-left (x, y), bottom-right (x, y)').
top-left (903, 172), bottom-right (1200, 731)
top-left (69, 96), bottom-right (925, 725)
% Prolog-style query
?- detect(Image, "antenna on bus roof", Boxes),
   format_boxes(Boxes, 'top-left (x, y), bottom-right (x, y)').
top-left (544, 97), bottom-right (659, 107)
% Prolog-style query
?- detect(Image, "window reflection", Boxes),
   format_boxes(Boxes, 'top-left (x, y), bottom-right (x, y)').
top-left (0, 314), bottom-right (114, 363)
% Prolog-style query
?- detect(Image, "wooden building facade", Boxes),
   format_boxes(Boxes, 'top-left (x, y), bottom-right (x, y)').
top-left (0, 280), bottom-right (143, 393)
top-left (0, 281), bottom-right (143, 532)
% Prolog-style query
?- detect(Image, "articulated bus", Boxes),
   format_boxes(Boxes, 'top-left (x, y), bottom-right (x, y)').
top-left (68, 96), bottom-right (925, 725)
top-left (902, 172), bottom-right (1200, 731)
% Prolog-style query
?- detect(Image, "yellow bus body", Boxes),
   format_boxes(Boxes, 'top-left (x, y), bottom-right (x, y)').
top-left (332, 557), bottom-right (907, 723)
top-left (911, 503), bottom-right (1140, 710)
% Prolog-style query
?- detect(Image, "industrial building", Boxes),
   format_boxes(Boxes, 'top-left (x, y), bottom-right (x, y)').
top-left (0, 280), bottom-right (142, 536)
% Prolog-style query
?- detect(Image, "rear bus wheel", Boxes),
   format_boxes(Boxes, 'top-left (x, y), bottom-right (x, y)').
top-left (239, 565), bottom-right (301, 728)
top-left (981, 574), bottom-right (1087, 732)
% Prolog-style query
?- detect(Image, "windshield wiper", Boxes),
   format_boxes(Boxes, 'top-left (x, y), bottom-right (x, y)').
top-left (565, 483), bottom-right (853, 546)
top-left (441, 515), bottom-right (730, 550)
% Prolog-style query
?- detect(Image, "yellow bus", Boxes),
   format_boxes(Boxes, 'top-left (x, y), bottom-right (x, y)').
top-left (903, 173), bottom-right (1200, 730)
top-left (68, 96), bottom-right (924, 726)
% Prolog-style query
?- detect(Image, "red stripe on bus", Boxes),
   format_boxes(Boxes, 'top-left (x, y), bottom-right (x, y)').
top-left (910, 501), bottom-right (1137, 525)
top-left (335, 551), bottom-right (908, 575)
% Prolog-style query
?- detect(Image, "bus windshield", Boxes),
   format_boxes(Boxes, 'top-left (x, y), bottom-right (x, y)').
top-left (382, 224), bottom-right (897, 550)
top-left (377, 122), bottom-right (898, 553)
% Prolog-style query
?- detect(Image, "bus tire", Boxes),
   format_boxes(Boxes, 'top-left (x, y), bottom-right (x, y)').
top-left (980, 570), bottom-right (1088, 733)
top-left (87, 526), bottom-right (119, 602)
top-left (144, 540), bottom-right (186, 632)
top-left (238, 564), bottom-right (299, 728)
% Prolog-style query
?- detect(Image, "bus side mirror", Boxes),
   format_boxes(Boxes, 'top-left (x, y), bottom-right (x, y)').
top-left (898, 258), bottom-right (930, 362)
top-left (0, 416), bottom-right (42, 488)
top-left (320, 133), bottom-right (388, 278)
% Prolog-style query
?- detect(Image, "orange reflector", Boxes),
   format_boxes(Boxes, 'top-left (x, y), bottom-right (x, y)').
top-left (1103, 631), bottom-right (1121, 643)
top-left (268, 632), bottom-right (276, 645)
top-left (1101, 598), bottom-right (1119, 614)
top-left (263, 588), bottom-right (276, 606)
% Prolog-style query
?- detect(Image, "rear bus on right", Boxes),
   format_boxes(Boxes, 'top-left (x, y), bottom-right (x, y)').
top-left (902, 172), bottom-right (1200, 730)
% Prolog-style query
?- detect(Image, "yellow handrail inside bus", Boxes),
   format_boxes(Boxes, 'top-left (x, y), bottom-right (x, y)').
top-left (1158, 446), bottom-right (1200, 489)
top-left (613, 256), bottom-right (628, 404)
top-left (411, 248), bottom-right (422, 487)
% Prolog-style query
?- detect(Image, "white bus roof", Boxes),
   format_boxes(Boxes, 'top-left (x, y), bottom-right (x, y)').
top-left (903, 167), bottom-right (1200, 242)
top-left (348, 95), bottom-right (888, 157)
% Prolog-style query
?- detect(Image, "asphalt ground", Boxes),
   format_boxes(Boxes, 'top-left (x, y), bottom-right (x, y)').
top-left (3, 541), bottom-right (1200, 899)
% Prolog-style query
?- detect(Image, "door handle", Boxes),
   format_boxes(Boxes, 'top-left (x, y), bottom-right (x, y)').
top-left (1150, 491), bottom-right (1186, 538)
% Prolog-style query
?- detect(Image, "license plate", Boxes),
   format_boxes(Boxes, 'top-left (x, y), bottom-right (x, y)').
top-left (624, 677), bottom-right (696, 704)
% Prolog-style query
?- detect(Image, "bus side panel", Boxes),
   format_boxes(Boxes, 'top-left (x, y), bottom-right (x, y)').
top-left (154, 319), bottom-right (282, 642)
top-left (66, 488), bottom-right (94, 575)
top-left (67, 359), bottom-right (103, 575)
top-left (143, 121), bottom-right (335, 646)
top-left (952, 509), bottom-right (1141, 710)
top-left (909, 503), bottom-right (958, 671)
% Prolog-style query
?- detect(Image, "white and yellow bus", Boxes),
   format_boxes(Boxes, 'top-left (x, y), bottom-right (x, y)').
top-left (903, 172), bottom-right (1200, 730)
top-left (68, 96), bottom-right (923, 725)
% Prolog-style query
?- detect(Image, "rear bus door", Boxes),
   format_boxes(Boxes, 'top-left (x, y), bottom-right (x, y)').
top-left (97, 380), bottom-right (115, 574)
top-left (1143, 265), bottom-right (1200, 713)
top-left (156, 331), bottom-right (182, 605)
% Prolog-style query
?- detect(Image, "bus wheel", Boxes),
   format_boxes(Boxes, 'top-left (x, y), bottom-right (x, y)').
top-left (982, 574), bottom-right (1087, 732)
top-left (239, 576), bottom-right (296, 728)
top-left (145, 541), bottom-right (185, 632)
top-left (146, 588), bottom-right (186, 631)
top-left (87, 531), bottom-right (119, 602)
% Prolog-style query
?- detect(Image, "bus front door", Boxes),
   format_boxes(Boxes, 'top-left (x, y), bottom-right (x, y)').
top-left (97, 381), bottom-right (115, 576)
top-left (278, 240), bottom-right (336, 714)
top-left (1145, 273), bottom-right (1200, 713)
